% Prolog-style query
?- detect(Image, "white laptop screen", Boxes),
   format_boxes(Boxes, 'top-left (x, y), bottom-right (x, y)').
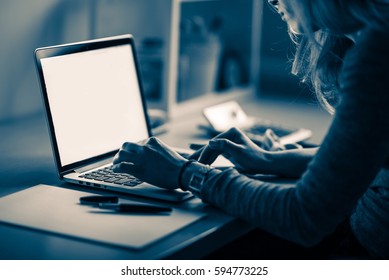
top-left (41, 44), bottom-right (149, 167)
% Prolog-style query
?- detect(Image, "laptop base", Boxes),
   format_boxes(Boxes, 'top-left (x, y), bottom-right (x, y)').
top-left (64, 175), bottom-right (193, 203)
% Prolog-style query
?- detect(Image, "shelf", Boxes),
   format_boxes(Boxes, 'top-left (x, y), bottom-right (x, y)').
top-left (169, 0), bottom-right (263, 119)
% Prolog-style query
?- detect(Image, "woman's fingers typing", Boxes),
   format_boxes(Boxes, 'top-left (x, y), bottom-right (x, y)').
top-left (198, 139), bottom-right (243, 165)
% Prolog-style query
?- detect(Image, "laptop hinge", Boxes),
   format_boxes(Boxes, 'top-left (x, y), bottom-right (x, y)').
top-left (73, 157), bottom-right (113, 174)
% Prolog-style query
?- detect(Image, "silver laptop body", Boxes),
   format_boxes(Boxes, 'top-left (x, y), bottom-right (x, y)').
top-left (35, 34), bottom-right (191, 202)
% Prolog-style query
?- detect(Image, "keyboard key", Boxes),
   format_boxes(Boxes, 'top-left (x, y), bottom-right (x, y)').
top-left (116, 178), bottom-right (136, 184)
top-left (123, 181), bottom-right (141, 187)
top-left (93, 176), bottom-right (110, 181)
top-left (103, 177), bottom-right (122, 183)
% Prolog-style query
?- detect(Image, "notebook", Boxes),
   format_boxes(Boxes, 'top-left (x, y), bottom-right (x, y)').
top-left (0, 185), bottom-right (206, 250)
top-left (34, 34), bottom-right (192, 202)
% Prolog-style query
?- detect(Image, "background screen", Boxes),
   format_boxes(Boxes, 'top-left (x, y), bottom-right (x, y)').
top-left (41, 44), bottom-right (149, 167)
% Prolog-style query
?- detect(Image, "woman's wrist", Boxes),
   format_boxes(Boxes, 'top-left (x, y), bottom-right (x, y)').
top-left (178, 160), bottom-right (195, 190)
top-left (267, 147), bottom-right (318, 177)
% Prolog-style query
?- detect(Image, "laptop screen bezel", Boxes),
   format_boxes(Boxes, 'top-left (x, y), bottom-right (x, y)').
top-left (34, 35), bottom-right (152, 177)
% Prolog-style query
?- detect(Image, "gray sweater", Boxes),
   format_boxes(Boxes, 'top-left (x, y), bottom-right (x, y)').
top-left (198, 27), bottom-right (389, 258)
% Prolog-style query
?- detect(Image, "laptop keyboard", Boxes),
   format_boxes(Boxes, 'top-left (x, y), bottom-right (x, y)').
top-left (79, 166), bottom-right (143, 187)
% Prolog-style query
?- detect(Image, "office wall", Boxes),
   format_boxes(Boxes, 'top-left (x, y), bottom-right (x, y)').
top-left (0, 0), bottom-right (90, 122)
top-left (0, 0), bottom-right (173, 122)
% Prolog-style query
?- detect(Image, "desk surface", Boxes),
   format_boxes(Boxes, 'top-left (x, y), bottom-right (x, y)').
top-left (0, 95), bottom-right (332, 259)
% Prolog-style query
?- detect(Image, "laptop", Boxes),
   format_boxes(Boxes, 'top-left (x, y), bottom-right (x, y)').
top-left (34, 34), bottom-right (192, 202)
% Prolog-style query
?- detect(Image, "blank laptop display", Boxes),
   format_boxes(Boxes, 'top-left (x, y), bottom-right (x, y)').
top-left (40, 42), bottom-right (148, 167)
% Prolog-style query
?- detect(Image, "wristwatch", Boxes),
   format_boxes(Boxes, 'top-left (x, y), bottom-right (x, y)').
top-left (181, 161), bottom-right (212, 196)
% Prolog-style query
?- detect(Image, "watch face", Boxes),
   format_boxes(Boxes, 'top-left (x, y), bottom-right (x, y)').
top-left (188, 165), bottom-right (211, 196)
top-left (188, 174), bottom-right (202, 197)
top-left (189, 174), bottom-right (205, 196)
top-left (191, 174), bottom-right (205, 187)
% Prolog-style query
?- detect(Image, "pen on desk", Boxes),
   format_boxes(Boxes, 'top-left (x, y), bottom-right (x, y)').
top-left (98, 203), bottom-right (172, 213)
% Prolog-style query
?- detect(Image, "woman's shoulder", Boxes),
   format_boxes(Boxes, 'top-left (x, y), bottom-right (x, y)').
top-left (340, 25), bottom-right (389, 98)
top-left (344, 26), bottom-right (389, 72)
top-left (357, 25), bottom-right (389, 50)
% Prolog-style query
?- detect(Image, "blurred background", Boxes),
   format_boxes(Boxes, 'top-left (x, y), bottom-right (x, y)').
top-left (0, 0), bottom-right (312, 123)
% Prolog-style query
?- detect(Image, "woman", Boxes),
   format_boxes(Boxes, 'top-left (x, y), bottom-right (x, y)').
top-left (113, 0), bottom-right (389, 258)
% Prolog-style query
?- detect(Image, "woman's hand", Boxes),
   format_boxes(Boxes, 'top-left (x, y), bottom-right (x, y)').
top-left (112, 137), bottom-right (187, 190)
top-left (190, 127), bottom-right (277, 174)
top-left (191, 127), bottom-right (317, 177)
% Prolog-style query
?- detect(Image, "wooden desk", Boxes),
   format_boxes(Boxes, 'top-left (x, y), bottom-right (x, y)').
top-left (0, 95), bottom-right (332, 259)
